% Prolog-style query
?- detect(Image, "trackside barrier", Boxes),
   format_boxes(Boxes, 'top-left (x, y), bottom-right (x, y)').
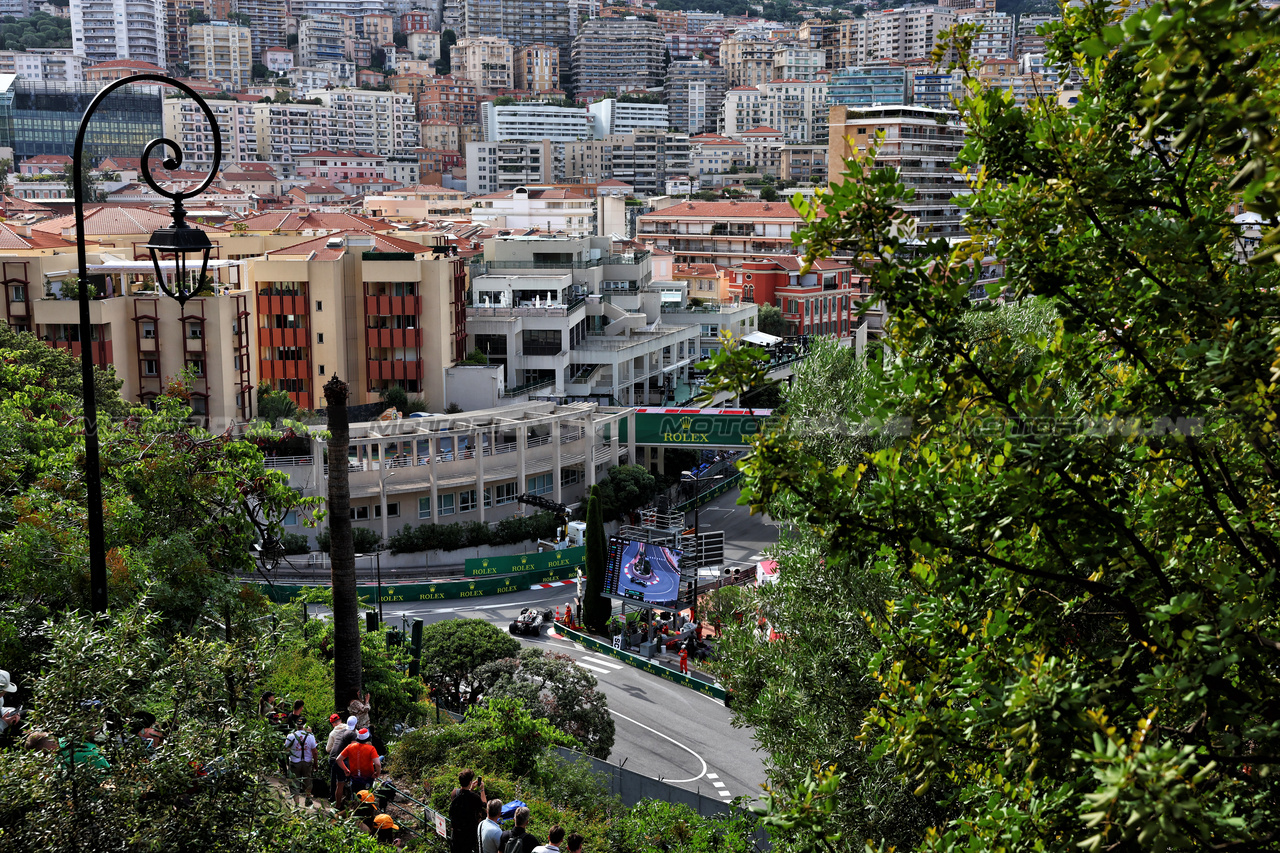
top-left (673, 471), bottom-right (743, 514)
top-left (554, 622), bottom-right (727, 701)
top-left (254, 561), bottom-right (585, 604)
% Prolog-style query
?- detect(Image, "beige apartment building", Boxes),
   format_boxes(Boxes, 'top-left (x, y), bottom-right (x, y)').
top-left (637, 200), bottom-right (806, 266)
top-left (515, 43), bottom-right (559, 93)
top-left (245, 231), bottom-right (467, 412)
top-left (188, 22), bottom-right (253, 90)
top-left (719, 35), bottom-right (777, 88)
top-left (453, 36), bottom-right (515, 96)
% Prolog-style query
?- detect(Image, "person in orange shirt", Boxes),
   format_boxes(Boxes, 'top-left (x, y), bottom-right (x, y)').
top-left (336, 728), bottom-right (382, 794)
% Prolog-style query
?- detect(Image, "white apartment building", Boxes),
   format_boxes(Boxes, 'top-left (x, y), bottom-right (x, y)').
top-left (470, 186), bottom-right (597, 237)
top-left (290, 0), bottom-right (391, 17)
top-left (453, 36), bottom-right (515, 96)
top-left (298, 15), bottom-right (347, 68)
top-left (466, 140), bottom-right (555, 194)
top-left (721, 78), bottom-right (828, 143)
top-left (957, 10), bottom-right (1013, 58)
top-left (719, 34), bottom-right (777, 88)
top-left (480, 101), bottom-right (597, 142)
top-left (263, 46), bottom-right (294, 75)
top-left (826, 7), bottom-right (957, 66)
top-left (771, 45), bottom-right (825, 81)
top-left (253, 102), bottom-right (340, 172)
top-left (188, 22), bottom-right (253, 90)
top-left (71, 0), bottom-right (166, 67)
top-left (309, 88), bottom-right (420, 158)
top-left (406, 31), bottom-right (441, 65)
top-left (164, 97), bottom-right (260, 168)
top-left (0, 49), bottom-right (84, 82)
top-left (588, 99), bottom-right (670, 136)
top-left (466, 235), bottom-right (701, 406)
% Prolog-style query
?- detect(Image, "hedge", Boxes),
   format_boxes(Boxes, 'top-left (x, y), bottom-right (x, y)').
top-left (387, 512), bottom-right (559, 555)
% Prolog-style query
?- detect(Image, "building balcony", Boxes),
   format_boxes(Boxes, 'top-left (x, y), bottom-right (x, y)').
top-left (257, 293), bottom-right (308, 315)
top-left (366, 327), bottom-right (422, 348)
top-left (365, 294), bottom-right (421, 316)
top-left (259, 326), bottom-right (309, 347)
top-left (367, 359), bottom-right (423, 382)
top-left (260, 359), bottom-right (309, 380)
top-left (48, 339), bottom-right (113, 367)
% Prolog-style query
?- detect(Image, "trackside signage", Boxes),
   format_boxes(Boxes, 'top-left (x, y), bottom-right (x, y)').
top-left (464, 546), bottom-right (585, 577)
top-left (631, 408), bottom-right (772, 448)
top-left (255, 561), bottom-right (581, 604)
top-left (555, 623), bottom-right (728, 701)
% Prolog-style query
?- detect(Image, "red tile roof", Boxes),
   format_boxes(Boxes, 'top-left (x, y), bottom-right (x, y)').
top-left (0, 222), bottom-right (75, 250)
top-left (234, 211), bottom-right (392, 232)
top-left (21, 154), bottom-right (73, 165)
top-left (32, 206), bottom-right (226, 236)
top-left (640, 200), bottom-right (803, 219)
top-left (742, 126), bottom-right (783, 135)
top-left (88, 59), bottom-right (165, 70)
top-left (265, 230), bottom-right (430, 260)
top-left (297, 150), bottom-right (385, 160)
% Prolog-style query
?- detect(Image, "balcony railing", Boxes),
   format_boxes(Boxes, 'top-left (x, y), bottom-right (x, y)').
top-left (502, 377), bottom-right (556, 397)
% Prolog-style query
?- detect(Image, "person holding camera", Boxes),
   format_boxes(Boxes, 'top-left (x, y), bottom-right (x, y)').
top-left (449, 769), bottom-right (487, 853)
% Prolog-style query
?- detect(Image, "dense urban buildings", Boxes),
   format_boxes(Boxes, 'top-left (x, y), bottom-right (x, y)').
top-left (70, 0), bottom-right (167, 67)
top-left (570, 17), bottom-right (665, 96)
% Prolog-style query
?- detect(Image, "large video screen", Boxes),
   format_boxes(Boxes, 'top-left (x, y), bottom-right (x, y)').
top-left (605, 537), bottom-right (683, 603)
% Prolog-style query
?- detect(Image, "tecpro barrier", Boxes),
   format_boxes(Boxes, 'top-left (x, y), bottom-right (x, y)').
top-left (554, 623), bottom-right (727, 701)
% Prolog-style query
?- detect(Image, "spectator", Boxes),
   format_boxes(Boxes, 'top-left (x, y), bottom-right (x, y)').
top-left (498, 806), bottom-right (540, 853)
top-left (336, 728), bottom-right (381, 795)
top-left (259, 691), bottom-right (277, 717)
top-left (533, 825), bottom-right (565, 853)
top-left (352, 788), bottom-right (378, 831)
top-left (348, 689), bottom-right (372, 729)
top-left (449, 769), bottom-right (487, 853)
top-left (373, 813), bottom-right (404, 847)
top-left (286, 699), bottom-right (306, 729)
top-left (24, 730), bottom-right (57, 752)
top-left (284, 718), bottom-right (317, 807)
top-left (326, 713), bottom-right (351, 807)
top-left (565, 833), bottom-right (584, 853)
top-left (478, 798), bottom-right (504, 853)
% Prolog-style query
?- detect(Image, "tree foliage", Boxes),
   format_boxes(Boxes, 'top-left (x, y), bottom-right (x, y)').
top-left (591, 464), bottom-right (660, 521)
top-left (757, 303), bottom-right (786, 337)
top-left (583, 486), bottom-right (609, 633)
top-left (478, 648), bottom-right (616, 759)
top-left (709, 0), bottom-right (1280, 848)
top-left (418, 618), bottom-right (520, 708)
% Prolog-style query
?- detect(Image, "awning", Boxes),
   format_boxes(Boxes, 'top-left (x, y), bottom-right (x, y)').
top-left (742, 331), bottom-right (782, 346)
top-left (662, 357), bottom-right (695, 373)
top-left (660, 291), bottom-right (683, 302)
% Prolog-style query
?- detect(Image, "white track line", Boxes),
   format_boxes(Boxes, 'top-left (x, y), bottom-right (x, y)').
top-left (585, 654), bottom-right (624, 669)
top-left (576, 661), bottom-right (612, 675)
top-left (608, 709), bottom-right (708, 784)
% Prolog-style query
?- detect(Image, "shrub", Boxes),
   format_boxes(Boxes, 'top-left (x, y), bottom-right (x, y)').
top-left (607, 799), bottom-right (759, 853)
top-left (387, 513), bottom-right (559, 555)
top-left (279, 531), bottom-right (311, 555)
top-left (264, 646), bottom-right (333, 722)
top-left (316, 526), bottom-right (382, 554)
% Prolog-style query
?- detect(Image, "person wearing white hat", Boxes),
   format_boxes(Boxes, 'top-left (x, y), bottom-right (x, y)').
top-left (0, 670), bottom-right (22, 747)
top-left (336, 727), bottom-right (381, 796)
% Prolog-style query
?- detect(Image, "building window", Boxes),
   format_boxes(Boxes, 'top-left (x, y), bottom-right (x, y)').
top-left (437, 493), bottom-right (455, 516)
top-left (488, 482), bottom-right (516, 506)
top-left (386, 502), bottom-right (399, 518)
top-left (527, 473), bottom-right (552, 496)
top-left (418, 496), bottom-right (431, 519)
top-left (141, 321), bottom-right (156, 339)
top-left (316, 300), bottom-right (323, 311)
top-left (319, 365), bottom-right (325, 375)
top-left (349, 505), bottom-right (370, 520)
top-left (187, 358), bottom-right (205, 377)
top-left (317, 332), bottom-right (324, 344)
top-left (560, 468), bottom-right (581, 486)
top-left (143, 359), bottom-right (159, 376)
top-left (10, 285), bottom-right (25, 302)
top-left (283, 511), bottom-right (298, 526)
top-left (459, 489), bottom-right (477, 512)
top-left (188, 322), bottom-right (202, 338)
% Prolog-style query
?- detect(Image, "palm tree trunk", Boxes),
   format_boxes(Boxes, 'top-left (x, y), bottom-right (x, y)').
top-left (325, 375), bottom-right (362, 714)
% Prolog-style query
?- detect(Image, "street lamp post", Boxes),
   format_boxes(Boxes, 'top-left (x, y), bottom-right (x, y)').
top-left (356, 551), bottom-right (385, 624)
top-left (77, 75), bottom-right (221, 614)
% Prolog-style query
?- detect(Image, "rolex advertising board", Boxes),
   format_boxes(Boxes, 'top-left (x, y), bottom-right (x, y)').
top-left (631, 408), bottom-right (772, 448)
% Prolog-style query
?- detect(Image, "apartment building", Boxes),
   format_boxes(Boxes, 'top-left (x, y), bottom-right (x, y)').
top-left (0, 49), bottom-right (84, 82)
top-left (466, 140), bottom-right (554, 194)
top-left (480, 102), bottom-right (596, 142)
top-left (462, 0), bottom-right (573, 58)
top-left (666, 30), bottom-right (724, 63)
top-left (263, 45), bottom-right (293, 75)
top-left (298, 15), bottom-right (347, 67)
top-left (310, 88), bottom-right (420, 158)
top-left (637, 200), bottom-right (806, 266)
top-left (230, 0), bottom-right (288, 62)
top-left (2, 236), bottom-right (255, 426)
top-left (270, 401), bottom-right (631, 545)
top-left (363, 185), bottom-right (471, 219)
top-left (514, 43), bottom-right (559, 92)
top-left (470, 186), bottom-right (596, 237)
top-left (419, 119), bottom-right (460, 152)
top-left (245, 231), bottom-right (467, 411)
top-left (779, 144), bottom-right (827, 183)
top-left (0, 76), bottom-right (164, 163)
top-left (570, 17), bottom-right (665, 96)
top-left (165, 0), bottom-right (222, 69)
top-left (956, 9), bottom-right (1013, 59)
top-left (467, 235), bottom-right (700, 406)
top-left (295, 150), bottom-right (387, 184)
top-left (829, 63), bottom-right (910, 108)
top-left (588, 99), bottom-right (670, 136)
top-left (663, 61), bottom-right (727, 136)
top-left (452, 36), bottom-right (515, 96)
top-left (609, 131), bottom-right (690, 196)
top-left (406, 31), bottom-right (441, 64)
top-left (719, 34), bottom-right (776, 88)
top-left (908, 65), bottom-right (955, 109)
top-left (771, 45), bottom-right (824, 81)
top-left (187, 21), bottom-right (252, 89)
top-left (291, 0), bottom-right (390, 17)
top-left (417, 75), bottom-right (480, 126)
top-left (724, 256), bottom-right (868, 338)
top-left (828, 104), bottom-right (969, 239)
top-left (689, 133), bottom-right (746, 186)
top-left (163, 96), bottom-right (259, 168)
top-left (71, 0), bottom-right (166, 67)
top-left (720, 78), bottom-right (828, 143)
top-left (822, 7), bottom-right (956, 67)
top-left (252, 101), bottom-right (339, 172)
top-left (1014, 14), bottom-right (1058, 59)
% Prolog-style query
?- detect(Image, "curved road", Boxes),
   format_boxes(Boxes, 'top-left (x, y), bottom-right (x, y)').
top-left (382, 487), bottom-right (779, 805)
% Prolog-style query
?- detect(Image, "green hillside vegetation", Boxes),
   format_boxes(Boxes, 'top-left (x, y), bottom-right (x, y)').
top-left (0, 11), bottom-right (72, 51)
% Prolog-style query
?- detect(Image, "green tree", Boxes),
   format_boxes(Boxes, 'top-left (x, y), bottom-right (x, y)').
top-left (0, 323), bottom-right (126, 418)
top-left (419, 618), bottom-right (520, 708)
top-left (710, 0), bottom-right (1280, 849)
top-left (759, 184), bottom-right (780, 202)
top-left (436, 29), bottom-right (457, 75)
top-left (478, 648), bottom-right (616, 759)
top-left (380, 384), bottom-right (409, 413)
top-left (757, 303), bottom-right (786, 337)
top-left (582, 486), bottom-right (609, 634)
top-left (256, 381), bottom-right (298, 426)
top-left (323, 376), bottom-right (362, 714)
top-left (592, 464), bottom-right (659, 521)
top-left (315, 525), bottom-right (382, 554)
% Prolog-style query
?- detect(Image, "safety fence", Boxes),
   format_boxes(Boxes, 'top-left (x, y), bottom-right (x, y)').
top-left (256, 558), bottom-right (583, 604)
top-left (554, 623), bottom-right (727, 701)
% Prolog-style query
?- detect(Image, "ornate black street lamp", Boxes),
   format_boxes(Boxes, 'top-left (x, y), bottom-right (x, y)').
top-left (75, 75), bottom-right (222, 614)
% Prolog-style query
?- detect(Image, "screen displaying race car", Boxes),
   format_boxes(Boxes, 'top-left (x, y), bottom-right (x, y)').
top-left (605, 537), bottom-right (683, 603)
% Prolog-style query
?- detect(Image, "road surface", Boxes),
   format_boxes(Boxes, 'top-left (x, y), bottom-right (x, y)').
top-left (378, 486), bottom-right (780, 804)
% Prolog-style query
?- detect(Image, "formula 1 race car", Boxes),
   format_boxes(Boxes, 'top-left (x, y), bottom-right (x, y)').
top-left (509, 607), bottom-right (551, 636)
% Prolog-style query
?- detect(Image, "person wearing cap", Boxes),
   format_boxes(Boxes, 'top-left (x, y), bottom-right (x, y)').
top-left (373, 812), bottom-right (404, 847)
top-left (336, 727), bottom-right (381, 796)
top-left (325, 713), bottom-right (351, 807)
top-left (0, 669), bottom-right (21, 749)
top-left (352, 788), bottom-right (378, 831)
